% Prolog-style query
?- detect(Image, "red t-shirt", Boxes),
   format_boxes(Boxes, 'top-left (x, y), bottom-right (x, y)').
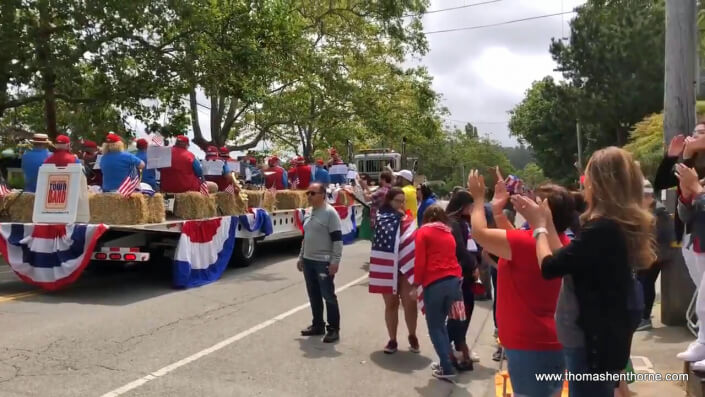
top-left (496, 229), bottom-right (568, 351)
top-left (44, 150), bottom-right (78, 167)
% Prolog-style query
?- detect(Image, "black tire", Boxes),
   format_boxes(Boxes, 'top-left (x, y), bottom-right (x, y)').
top-left (231, 237), bottom-right (256, 267)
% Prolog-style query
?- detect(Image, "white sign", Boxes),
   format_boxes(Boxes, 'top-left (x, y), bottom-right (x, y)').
top-left (227, 160), bottom-right (240, 174)
top-left (146, 146), bottom-right (172, 169)
top-left (346, 170), bottom-right (358, 180)
top-left (33, 163), bottom-right (90, 224)
top-left (330, 164), bottom-right (348, 175)
top-left (93, 154), bottom-right (103, 170)
top-left (201, 160), bottom-right (225, 176)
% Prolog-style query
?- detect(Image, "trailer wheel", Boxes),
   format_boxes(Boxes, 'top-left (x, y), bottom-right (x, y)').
top-left (231, 238), bottom-right (256, 267)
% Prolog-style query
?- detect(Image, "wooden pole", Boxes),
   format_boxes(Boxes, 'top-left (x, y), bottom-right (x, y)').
top-left (661, 0), bottom-right (698, 326)
top-left (664, 0), bottom-right (697, 143)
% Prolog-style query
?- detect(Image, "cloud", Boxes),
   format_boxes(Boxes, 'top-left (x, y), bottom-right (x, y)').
top-left (417, 0), bottom-right (586, 146)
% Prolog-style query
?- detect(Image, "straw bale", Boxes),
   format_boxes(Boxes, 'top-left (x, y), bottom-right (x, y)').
top-left (275, 190), bottom-right (308, 210)
top-left (146, 193), bottom-right (166, 223)
top-left (89, 193), bottom-right (149, 225)
top-left (0, 192), bottom-right (34, 223)
top-left (244, 190), bottom-right (263, 208)
top-left (213, 192), bottom-right (247, 216)
top-left (262, 189), bottom-right (276, 212)
top-left (173, 192), bottom-right (216, 220)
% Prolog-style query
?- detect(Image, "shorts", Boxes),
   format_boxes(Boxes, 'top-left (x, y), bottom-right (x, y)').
top-left (504, 348), bottom-right (564, 397)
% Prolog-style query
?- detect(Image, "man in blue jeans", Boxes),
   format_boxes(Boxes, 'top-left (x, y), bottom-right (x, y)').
top-left (298, 182), bottom-right (343, 343)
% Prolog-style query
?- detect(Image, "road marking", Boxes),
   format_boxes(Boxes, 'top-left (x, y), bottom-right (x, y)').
top-left (0, 290), bottom-right (41, 303)
top-left (100, 273), bottom-right (369, 397)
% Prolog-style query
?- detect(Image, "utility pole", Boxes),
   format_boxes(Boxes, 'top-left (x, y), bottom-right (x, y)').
top-left (662, 0), bottom-right (698, 326)
top-left (664, 0), bottom-right (697, 143)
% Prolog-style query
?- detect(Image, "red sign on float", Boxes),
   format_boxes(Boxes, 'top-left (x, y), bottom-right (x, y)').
top-left (45, 174), bottom-right (70, 210)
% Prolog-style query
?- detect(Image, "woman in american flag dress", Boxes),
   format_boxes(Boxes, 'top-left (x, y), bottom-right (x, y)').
top-left (368, 187), bottom-right (420, 355)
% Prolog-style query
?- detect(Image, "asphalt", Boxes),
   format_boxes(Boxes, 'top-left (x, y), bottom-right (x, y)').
top-left (0, 239), bottom-right (499, 397)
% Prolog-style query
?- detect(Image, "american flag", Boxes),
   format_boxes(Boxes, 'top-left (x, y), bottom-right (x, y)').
top-left (224, 184), bottom-right (235, 194)
top-left (200, 180), bottom-right (209, 196)
top-left (117, 168), bottom-right (141, 198)
top-left (151, 133), bottom-right (164, 146)
top-left (368, 211), bottom-right (422, 310)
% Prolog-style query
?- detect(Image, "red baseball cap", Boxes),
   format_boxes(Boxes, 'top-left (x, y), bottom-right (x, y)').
top-left (81, 140), bottom-right (97, 149)
top-left (176, 135), bottom-right (189, 145)
top-left (55, 135), bottom-right (70, 144)
top-left (135, 138), bottom-right (148, 149)
top-left (268, 156), bottom-right (279, 166)
top-left (206, 146), bottom-right (218, 156)
top-left (219, 146), bottom-right (229, 155)
top-left (105, 133), bottom-right (121, 143)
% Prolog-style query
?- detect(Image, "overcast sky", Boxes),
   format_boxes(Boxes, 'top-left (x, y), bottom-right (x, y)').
top-left (416, 0), bottom-right (586, 146)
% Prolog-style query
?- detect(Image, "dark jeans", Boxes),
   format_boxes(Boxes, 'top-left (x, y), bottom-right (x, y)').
top-left (563, 347), bottom-right (615, 397)
top-left (638, 262), bottom-right (662, 320)
top-left (303, 258), bottom-right (340, 330)
top-left (423, 276), bottom-right (462, 373)
top-left (447, 278), bottom-right (476, 348)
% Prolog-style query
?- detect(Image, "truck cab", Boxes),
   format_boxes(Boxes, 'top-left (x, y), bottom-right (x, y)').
top-left (354, 149), bottom-right (418, 183)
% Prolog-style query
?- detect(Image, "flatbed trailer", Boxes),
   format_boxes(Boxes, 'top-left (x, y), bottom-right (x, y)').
top-left (89, 204), bottom-right (364, 268)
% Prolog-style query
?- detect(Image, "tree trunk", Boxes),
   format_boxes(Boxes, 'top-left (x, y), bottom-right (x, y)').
top-left (37, 0), bottom-right (57, 139)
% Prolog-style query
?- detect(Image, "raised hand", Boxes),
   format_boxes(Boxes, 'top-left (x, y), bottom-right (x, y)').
top-left (676, 163), bottom-right (703, 197)
top-left (668, 134), bottom-right (686, 157)
top-left (467, 170), bottom-right (486, 201)
top-left (491, 167), bottom-right (510, 214)
top-left (511, 195), bottom-right (549, 230)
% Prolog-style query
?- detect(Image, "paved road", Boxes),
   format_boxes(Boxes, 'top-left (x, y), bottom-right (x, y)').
top-left (0, 239), bottom-right (498, 397)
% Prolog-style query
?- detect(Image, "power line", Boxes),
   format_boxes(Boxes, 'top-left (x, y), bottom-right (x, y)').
top-left (424, 10), bottom-right (575, 35)
top-left (404, 0), bottom-right (502, 17)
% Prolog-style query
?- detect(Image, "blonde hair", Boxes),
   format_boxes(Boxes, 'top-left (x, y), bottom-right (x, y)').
top-left (583, 147), bottom-right (656, 269)
top-left (102, 141), bottom-right (125, 153)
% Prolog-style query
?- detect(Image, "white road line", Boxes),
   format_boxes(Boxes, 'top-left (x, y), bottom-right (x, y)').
top-left (100, 273), bottom-right (368, 397)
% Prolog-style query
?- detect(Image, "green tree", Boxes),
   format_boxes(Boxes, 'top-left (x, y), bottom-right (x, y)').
top-left (502, 144), bottom-right (534, 170)
top-left (0, 0), bottom-right (186, 139)
top-left (509, 77), bottom-right (581, 186)
top-left (516, 162), bottom-right (548, 189)
top-left (550, 0), bottom-right (665, 146)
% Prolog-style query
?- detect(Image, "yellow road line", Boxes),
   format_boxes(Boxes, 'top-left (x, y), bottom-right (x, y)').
top-left (0, 290), bottom-right (42, 303)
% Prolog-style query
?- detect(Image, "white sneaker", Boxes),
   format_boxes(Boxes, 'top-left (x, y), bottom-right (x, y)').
top-left (693, 358), bottom-right (705, 372)
top-left (470, 351), bottom-right (480, 363)
top-left (677, 342), bottom-right (705, 362)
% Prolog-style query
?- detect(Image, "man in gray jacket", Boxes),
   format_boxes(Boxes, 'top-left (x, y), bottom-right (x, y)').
top-left (298, 182), bottom-right (343, 343)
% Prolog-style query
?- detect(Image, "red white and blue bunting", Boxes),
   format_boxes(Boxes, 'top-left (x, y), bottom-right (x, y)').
top-left (0, 223), bottom-right (108, 290)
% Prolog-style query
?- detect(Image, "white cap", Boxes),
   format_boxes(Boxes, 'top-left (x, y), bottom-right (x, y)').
top-left (395, 169), bottom-right (413, 183)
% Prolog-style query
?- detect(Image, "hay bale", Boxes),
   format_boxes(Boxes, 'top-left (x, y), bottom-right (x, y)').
top-left (244, 190), bottom-right (263, 208)
top-left (146, 194), bottom-right (166, 223)
top-left (213, 192), bottom-right (248, 216)
top-left (262, 189), bottom-right (276, 212)
top-left (89, 193), bottom-right (149, 225)
top-left (275, 190), bottom-right (308, 210)
top-left (173, 192), bottom-right (216, 220)
top-left (0, 192), bottom-right (34, 223)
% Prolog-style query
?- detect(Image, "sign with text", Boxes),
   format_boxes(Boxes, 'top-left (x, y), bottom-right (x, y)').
top-left (33, 163), bottom-right (89, 224)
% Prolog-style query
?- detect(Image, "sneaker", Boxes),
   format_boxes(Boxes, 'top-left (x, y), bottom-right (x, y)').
top-left (492, 346), bottom-right (504, 362)
top-left (432, 367), bottom-right (456, 380)
top-left (384, 340), bottom-right (398, 354)
top-left (322, 329), bottom-right (339, 343)
top-left (677, 342), bottom-right (705, 362)
top-left (408, 335), bottom-right (420, 353)
top-left (636, 318), bottom-right (652, 332)
top-left (431, 362), bottom-right (441, 371)
top-left (694, 358), bottom-right (705, 372)
top-left (454, 360), bottom-right (473, 372)
top-left (470, 351), bottom-right (480, 363)
top-left (301, 325), bottom-right (325, 336)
